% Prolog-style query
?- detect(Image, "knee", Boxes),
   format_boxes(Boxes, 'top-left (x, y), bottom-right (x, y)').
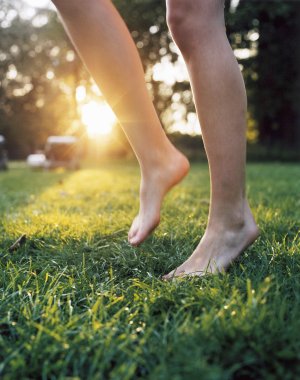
top-left (166, 0), bottom-right (225, 57)
top-left (51, 0), bottom-right (88, 13)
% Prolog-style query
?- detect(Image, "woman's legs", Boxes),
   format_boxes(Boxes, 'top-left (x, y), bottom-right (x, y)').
top-left (51, 0), bottom-right (189, 245)
top-left (52, 0), bottom-right (259, 275)
top-left (163, 0), bottom-right (259, 278)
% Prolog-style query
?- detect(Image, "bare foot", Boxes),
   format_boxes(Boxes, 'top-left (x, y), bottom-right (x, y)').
top-left (163, 203), bottom-right (259, 279)
top-left (128, 148), bottom-right (190, 246)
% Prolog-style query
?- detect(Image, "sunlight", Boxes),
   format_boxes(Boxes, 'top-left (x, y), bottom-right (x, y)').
top-left (76, 85), bottom-right (86, 102)
top-left (81, 101), bottom-right (117, 138)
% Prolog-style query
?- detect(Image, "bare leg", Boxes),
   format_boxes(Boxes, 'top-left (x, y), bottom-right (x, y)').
top-left (163, 0), bottom-right (259, 279)
top-left (51, 0), bottom-right (189, 245)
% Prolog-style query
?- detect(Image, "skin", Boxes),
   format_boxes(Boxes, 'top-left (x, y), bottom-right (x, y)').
top-left (164, 0), bottom-right (259, 278)
top-left (51, 0), bottom-right (259, 278)
top-left (52, 0), bottom-right (189, 247)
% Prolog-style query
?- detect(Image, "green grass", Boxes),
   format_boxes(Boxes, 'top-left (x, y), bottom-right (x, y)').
top-left (0, 161), bottom-right (299, 380)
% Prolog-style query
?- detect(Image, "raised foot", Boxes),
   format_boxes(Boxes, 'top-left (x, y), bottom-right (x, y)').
top-left (163, 204), bottom-right (259, 280)
top-left (128, 149), bottom-right (190, 246)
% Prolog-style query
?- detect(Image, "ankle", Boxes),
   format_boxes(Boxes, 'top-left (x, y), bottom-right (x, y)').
top-left (208, 217), bottom-right (245, 233)
top-left (140, 144), bottom-right (184, 174)
top-left (208, 199), bottom-right (255, 232)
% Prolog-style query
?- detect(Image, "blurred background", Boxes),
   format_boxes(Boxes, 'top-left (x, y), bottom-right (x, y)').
top-left (0, 0), bottom-right (299, 164)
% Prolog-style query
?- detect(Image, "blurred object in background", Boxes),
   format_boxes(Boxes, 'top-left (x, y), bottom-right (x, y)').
top-left (26, 151), bottom-right (46, 169)
top-left (44, 135), bottom-right (81, 170)
top-left (0, 135), bottom-right (8, 171)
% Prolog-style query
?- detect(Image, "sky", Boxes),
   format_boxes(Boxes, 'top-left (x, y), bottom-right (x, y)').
top-left (19, 0), bottom-right (245, 137)
top-left (19, 0), bottom-right (243, 137)
top-left (20, 0), bottom-right (201, 135)
top-left (23, 0), bottom-right (53, 9)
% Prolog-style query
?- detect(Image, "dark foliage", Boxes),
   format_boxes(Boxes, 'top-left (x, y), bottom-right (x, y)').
top-left (0, 0), bottom-right (299, 159)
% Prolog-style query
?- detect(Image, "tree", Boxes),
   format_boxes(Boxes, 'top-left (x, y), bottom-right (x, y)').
top-left (1, 0), bottom-right (299, 158)
top-left (0, 0), bottom-right (87, 158)
top-left (227, 0), bottom-right (300, 149)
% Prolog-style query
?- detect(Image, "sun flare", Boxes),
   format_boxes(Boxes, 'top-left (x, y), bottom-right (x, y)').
top-left (81, 101), bottom-right (117, 138)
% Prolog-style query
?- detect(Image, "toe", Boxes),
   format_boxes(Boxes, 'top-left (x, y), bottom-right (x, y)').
top-left (128, 217), bottom-right (139, 241)
top-left (162, 268), bottom-right (185, 281)
top-left (129, 227), bottom-right (151, 246)
top-left (128, 228), bottom-right (137, 241)
top-left (129, 229), bottom-right (147, 246)
top-left (129, 217), bottom-right (160, 246)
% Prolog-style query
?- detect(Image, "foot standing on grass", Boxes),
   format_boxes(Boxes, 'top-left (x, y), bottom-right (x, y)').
top-left (51, 0), bottom-right (259, 278)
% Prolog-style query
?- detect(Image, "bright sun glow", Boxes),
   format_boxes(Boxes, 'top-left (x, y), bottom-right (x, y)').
top-left (81, 101), bottom-right (117, 138)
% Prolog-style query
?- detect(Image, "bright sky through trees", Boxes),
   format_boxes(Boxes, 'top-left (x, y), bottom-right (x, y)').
top-left (81, 101), bottom-right (117, 138)
top-left (21, 0), bottom-right (200, 136)
top-left (23, 0), bottom-right (53, 9)
top-left (19, 0), bottom-right (241, 138)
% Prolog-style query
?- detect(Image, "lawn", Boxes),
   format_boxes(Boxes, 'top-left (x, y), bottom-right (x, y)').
top-left (0, 161), bottom-right (299, 380)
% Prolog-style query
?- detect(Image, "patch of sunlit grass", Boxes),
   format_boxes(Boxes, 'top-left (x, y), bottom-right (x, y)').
top-left (0, 162), bottom-right (299, 379)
